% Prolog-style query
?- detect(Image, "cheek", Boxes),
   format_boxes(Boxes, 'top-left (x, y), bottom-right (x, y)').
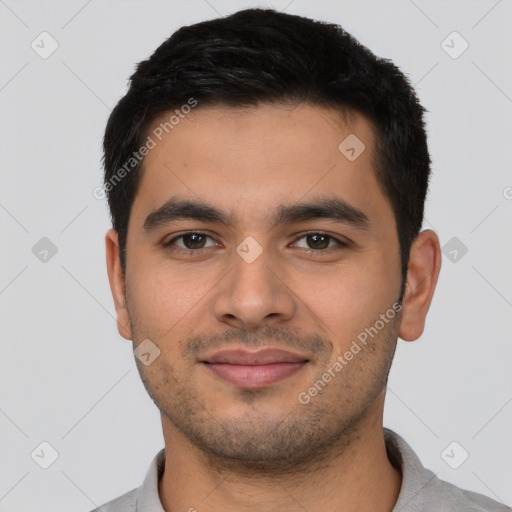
top-left (125, 254), bottom-right (217, 340)
top-left (294, 257), bottom-right (398, 341)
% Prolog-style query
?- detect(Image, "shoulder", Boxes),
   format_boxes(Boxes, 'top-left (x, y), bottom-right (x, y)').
top-left (87, 448), bottom-right (165, 512)
top-left (384, 428), bottom-right (511, 512)
top-left (422, 475), bottom-right (512, 511)
top-left (89, 487), bottom-right (138, 512)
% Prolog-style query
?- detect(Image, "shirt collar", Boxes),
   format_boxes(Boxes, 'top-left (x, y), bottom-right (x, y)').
top-left (136, 447), bottom-right (166, 512)
top-left (384, 427), bottom-right (440, 510)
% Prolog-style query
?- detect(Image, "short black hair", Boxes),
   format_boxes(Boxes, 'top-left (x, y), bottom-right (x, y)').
top-left (103, 7), bottom-right (431, 299)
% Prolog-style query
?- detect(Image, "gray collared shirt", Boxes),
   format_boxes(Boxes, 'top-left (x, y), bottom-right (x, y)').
top-left (91, 428), bottom-right (511, 511)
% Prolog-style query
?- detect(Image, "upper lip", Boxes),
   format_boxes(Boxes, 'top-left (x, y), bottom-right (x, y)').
top-left (202, 348), bottom-right (310, 365)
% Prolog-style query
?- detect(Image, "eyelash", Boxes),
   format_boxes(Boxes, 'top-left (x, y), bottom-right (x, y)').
top-left (163, 231), bottom-right (349, 253)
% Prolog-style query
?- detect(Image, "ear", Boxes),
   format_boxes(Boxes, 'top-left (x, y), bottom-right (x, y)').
top-left (399, 229), bottom-right (442, 342)
top-left (105, 229), bottom-right (133, 340)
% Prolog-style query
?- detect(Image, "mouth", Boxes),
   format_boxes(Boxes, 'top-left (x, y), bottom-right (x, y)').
top-left (200, 348), bottom-right (310, 389)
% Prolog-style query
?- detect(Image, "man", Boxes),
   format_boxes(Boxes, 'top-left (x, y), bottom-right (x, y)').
top-left (94, 7), bottom-right (510, 512)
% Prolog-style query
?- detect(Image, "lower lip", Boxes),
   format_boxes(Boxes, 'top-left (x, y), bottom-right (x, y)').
top-left (204, 362), bottom-right (307, 388)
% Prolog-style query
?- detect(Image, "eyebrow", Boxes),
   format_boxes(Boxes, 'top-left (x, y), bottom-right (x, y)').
top-left (143, 196), bottom-right (370, 232)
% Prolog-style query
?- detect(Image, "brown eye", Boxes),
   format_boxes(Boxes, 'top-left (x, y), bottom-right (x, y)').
top-left (166, 232), bottom-right (217, 250)
top-left (181, 233), bottom-right (207, 249)
top-left (306, 234), bottom-right (330, 249)
top-left (294, 233), bottom-right (345, 251)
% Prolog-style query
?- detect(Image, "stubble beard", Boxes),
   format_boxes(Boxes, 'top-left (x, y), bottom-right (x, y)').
top-left (131, 315), bottom-right (400, 477)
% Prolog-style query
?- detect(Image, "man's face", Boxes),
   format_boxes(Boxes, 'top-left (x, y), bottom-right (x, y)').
top-left (118, 103), bottom-right (404, 473)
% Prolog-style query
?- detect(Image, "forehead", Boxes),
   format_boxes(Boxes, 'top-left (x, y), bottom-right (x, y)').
top-left (132, 103), bottom-right (392, 231)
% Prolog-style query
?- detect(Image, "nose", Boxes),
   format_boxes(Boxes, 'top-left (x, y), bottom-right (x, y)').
top-left (211, 242), bottom-right (297, 330)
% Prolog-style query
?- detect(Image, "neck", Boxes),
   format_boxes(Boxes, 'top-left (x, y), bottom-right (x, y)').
top-left (157, 411), bottom-right (402, 512)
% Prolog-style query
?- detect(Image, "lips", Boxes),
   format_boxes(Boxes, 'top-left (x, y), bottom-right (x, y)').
top-left (201, 349), bottom-right (309, 388)
top-left (204, 348), bottom-right (309, 365)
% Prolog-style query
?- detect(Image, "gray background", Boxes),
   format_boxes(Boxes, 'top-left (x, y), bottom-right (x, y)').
top-left (1, 0), bottom-right (511, 510)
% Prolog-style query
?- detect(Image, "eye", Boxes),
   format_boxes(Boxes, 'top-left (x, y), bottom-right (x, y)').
top-left (165, 232), bottom-right (218, 250)
top-left (293, 233), bottom-right (347, 251)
